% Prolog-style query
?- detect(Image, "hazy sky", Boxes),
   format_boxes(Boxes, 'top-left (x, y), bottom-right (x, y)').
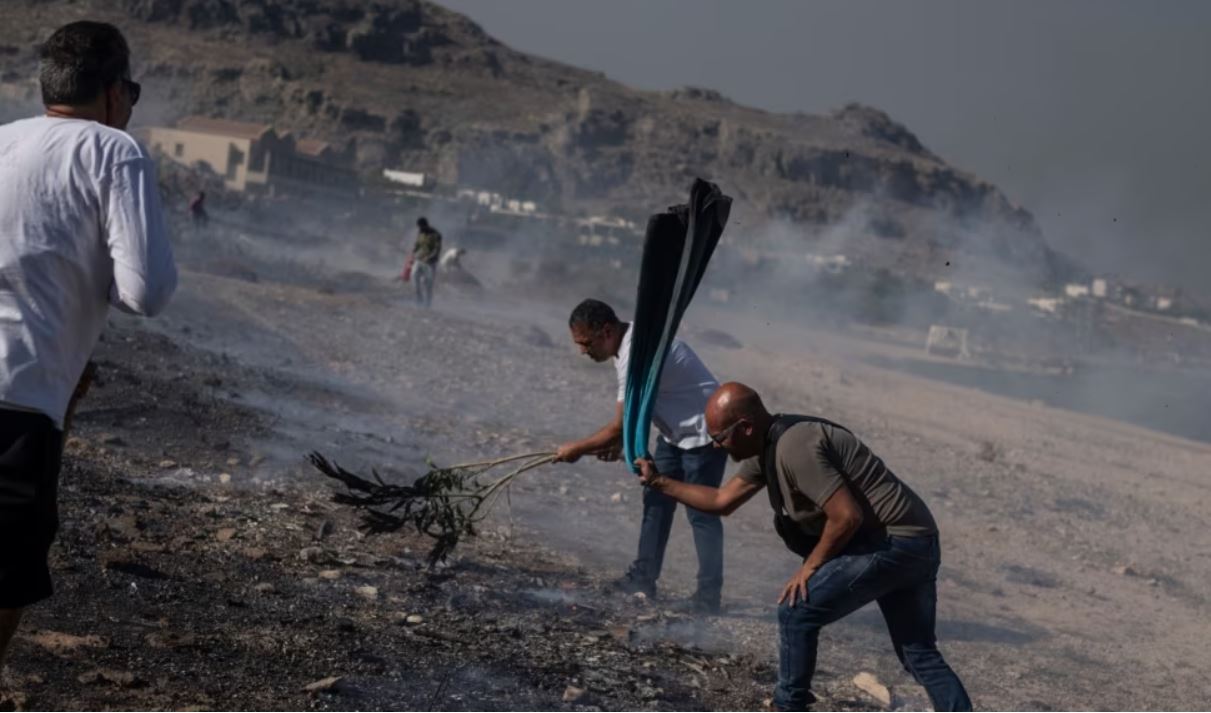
top-left (438, 0), bottom-right (1210, 292)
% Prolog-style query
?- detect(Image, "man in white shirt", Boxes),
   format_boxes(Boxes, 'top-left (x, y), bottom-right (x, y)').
top-left (0, 21), bottom-right (177, 671)
top-left (554, 299), bottom-right (727, 613)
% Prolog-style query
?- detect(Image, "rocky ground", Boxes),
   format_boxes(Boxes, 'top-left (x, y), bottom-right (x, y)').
top-left (4, 207), bottom-right (1211, 711)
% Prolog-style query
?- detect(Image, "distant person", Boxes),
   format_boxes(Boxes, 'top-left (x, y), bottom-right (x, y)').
top-left (189, 190), bottom-right (208, 228)
top-left (554, 299), bottom-right (727, 613)
top-left (411, 216), bottom-right (442, 307)
top-left (439, 246), bottom-right (466, 273)
top-left (636, 382), bottom-right (972, 711)
top-left (0, 21), bottom-right (177, 677)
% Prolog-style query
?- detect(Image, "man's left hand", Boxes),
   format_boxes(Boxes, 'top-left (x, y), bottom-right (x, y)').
top-left (778, 562), bottom-right (817, 606)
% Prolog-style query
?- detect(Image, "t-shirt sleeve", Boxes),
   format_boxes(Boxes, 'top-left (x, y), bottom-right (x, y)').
top-left (102, 153), bottom-right (177, 316)
top-left (777, 424), bottom-right (846, 506)
top-left (734, 456), bottom-right (765, 485)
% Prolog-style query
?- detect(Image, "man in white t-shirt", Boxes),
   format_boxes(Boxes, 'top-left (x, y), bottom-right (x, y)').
top-left (0, 21), bottom-right (177, 673)
top-left (554, 299), bottom-right (727, 613)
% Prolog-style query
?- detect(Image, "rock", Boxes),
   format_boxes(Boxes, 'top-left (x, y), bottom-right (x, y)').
top-left (610, 492), bottom-right (623, 504)
top-left (314, 519), bottom-right (334, 541)
top-left (105, 515), bottom-right (142, 539)
top-left (562, 685), bottom-right (587, 703)
top-left (25, 629), bottom-right (109, 655)
top-left (242, 546), bottom-right (268, 561)
top-left (1112, 564), bottom-right (1138, 577)
top-left (852, 671), bottom-right (892, 708)
top-left (355, 585), bottom-right (379, 599)
top-left (302, 675), bottom-right (343, 693)
top-left (145, 631), bottom-right (197, 649)
top-left (158, 459), bottom-right (177, 468)
top-left (405, 614), bottom-right (424, 625)
top-left (77, 668), bottom-right (143, 688)
top-left (298, 546), bottom-right (329, 564)
top-left (253, 582), bottom-right (275, 594)
top-left (215, 528), bottom-right (237, 542)
top-left (318, 569), bottom-right (342, 580)
top-left (218, 473), bottom-right (232, 485)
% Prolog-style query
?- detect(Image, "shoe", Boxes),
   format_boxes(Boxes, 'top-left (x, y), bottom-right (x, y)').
top-left (609, 572), bottom-right (656, 599)
top-left (672, 594), bottom-right (721, 616)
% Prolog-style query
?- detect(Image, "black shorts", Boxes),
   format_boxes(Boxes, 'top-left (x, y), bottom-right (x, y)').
top-left (0, 408), bottom-right (63, 608)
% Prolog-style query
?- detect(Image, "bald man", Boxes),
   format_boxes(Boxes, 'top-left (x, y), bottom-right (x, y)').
top-left (636, 383), bottom-right (971, 711)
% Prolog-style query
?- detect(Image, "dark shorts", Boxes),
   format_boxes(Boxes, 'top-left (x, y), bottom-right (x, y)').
top-left (0, 408), bottom-right (63, 608)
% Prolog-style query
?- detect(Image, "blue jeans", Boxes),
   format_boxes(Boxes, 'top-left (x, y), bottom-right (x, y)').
top-left (629, 440), bottom-right (726, 600)
top-left (775, 534), bottom-right (971, 711)
top-left (413, 261), bottom-right (436, 307)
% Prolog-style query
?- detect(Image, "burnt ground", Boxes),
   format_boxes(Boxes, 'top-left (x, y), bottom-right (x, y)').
top-left (4, 207), bottom-right (1211, 710)
top-left (7, 326), bottom-right (785, 712)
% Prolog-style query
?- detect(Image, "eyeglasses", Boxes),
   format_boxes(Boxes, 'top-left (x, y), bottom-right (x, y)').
top-left (123, 79), bottom-right (141, 106)
top-left (709, 419), bottom-right (744, 446)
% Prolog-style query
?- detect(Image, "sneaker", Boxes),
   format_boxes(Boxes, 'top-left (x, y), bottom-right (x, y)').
top-left (608, 572), bottom-right (656, 599)
top-left (672, 594), bottom-right (721, 616)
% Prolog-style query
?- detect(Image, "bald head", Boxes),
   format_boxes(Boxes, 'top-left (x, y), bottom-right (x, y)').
top-left (706, 382), bottom-right (769, 428)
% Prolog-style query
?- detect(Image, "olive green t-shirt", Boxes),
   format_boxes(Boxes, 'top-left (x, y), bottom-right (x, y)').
top-left (736, 421), bottom-right (937, 538)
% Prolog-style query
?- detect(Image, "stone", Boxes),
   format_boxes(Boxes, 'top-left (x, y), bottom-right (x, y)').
top-left (158, 459), bottom-right (177, 468)
top-left (355, 585), bottom-right (379, 599)
top-left (610, 492), bottom-right (623, 504)
top-left (253, 582), bottom-right (275, 594)
top-left (242, 547), bottom-right (268, 561)
top-left (302, 676), bottom-right (343, 693)
top-left (215, 528), bottom-right (237, 542)
top-left (298, 546), bottom-right (328, 564)
top-left (78, 668), bottom-right (142, 687)
top-left (25, 629), bottom-right (109, 655)
top-left (405, 614), bottom-right (424, 625)
top-left (1112, 564), bottom-right (1138, 577)
top-left (218, 473), bottom-right (232, 485)
top-left (318, 569), bottom-right (342, 580)
top-left (852, 671), bottom-right (892, 708)
top-left (562, 685), bottom-right (587, 703)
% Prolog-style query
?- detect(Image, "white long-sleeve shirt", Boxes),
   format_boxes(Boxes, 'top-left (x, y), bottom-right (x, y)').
top-left (0, 116), bottom-right (177, 427)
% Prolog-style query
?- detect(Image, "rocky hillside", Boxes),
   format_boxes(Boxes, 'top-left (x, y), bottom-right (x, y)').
top-left (0, 0), bottom-right (1076, 284)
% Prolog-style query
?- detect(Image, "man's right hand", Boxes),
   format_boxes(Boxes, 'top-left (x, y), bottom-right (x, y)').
top-left (553, 442), bottom-right (583, 463)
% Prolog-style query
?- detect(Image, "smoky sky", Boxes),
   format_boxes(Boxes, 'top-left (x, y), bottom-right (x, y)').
top-left (437, 0), bottom-right (1211, 294)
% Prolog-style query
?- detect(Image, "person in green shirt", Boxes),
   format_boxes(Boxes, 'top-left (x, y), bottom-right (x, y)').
top-left (411, 217), bottom-right (442, 307)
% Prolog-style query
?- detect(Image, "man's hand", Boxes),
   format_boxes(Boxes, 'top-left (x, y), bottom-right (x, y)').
top-left (553, 442), bottom-right (583, 463)
top-left (595, 445), bottom-right (622, 462)
top-left (778, 562), bottom-right (817, 606)
top-left (634, 458), bottom-right (666, 490)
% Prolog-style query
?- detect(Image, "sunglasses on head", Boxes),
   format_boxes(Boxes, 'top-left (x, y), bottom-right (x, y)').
top-left (709, 419), bottom-right (745, 446)
top-left (122, 79), bottom-right (141, 106)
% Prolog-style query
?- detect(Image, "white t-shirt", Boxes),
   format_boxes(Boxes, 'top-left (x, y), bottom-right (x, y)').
top-left (0, 116), bottom-right (177, 427)
top-left (614, 322), bottom-right (718, 449)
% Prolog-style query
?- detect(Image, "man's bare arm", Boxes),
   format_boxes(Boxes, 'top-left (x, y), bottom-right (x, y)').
top-left (779, 485), bottom-right (865, 604)
top-left (555, 402), bottom-right (623, 462)
top-left (636, 460), bottom-right (763, 515)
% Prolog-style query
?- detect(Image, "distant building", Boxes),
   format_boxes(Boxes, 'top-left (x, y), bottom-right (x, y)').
top-left (925, 325), bottom-right (970, 359)
top-left (1028, 296), bottom-right (1064, 314)
top-left (382, 169), bottom-right (433, 189)
top-left (1064, 283), bottom-right (1090, 298)
top-left (141, 116), bottom-right (355, 193)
